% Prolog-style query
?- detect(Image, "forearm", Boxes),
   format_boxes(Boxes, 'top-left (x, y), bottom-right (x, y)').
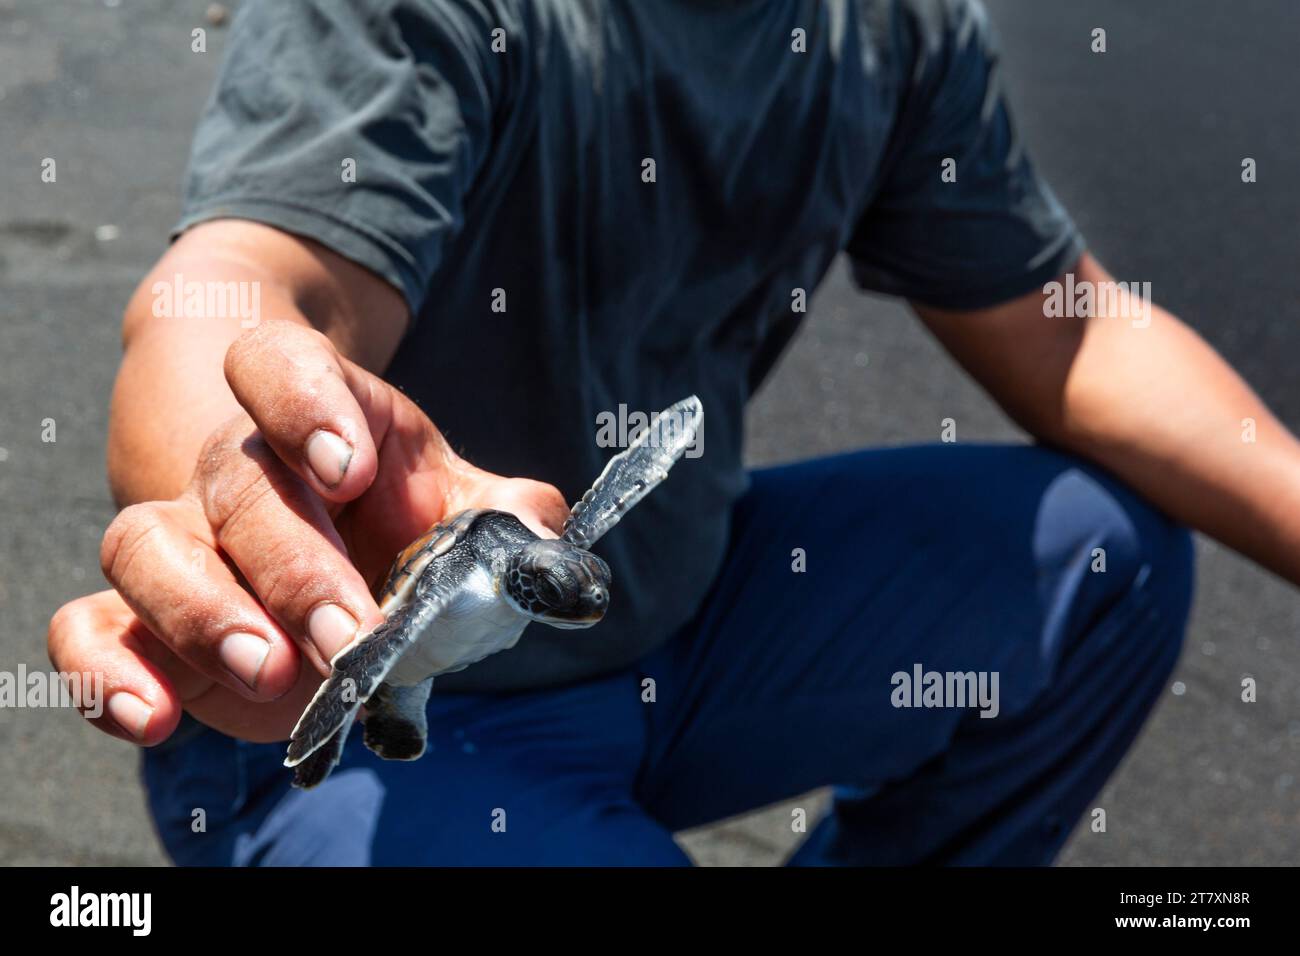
top-left (918, 253), bottom-right (1300, 588)
top-left (108, 261), bottom-right (307, 506)
top-left (107, 220), bottom-right (409, 506)
top-left (1052, 305), bottom-right (1300, 587)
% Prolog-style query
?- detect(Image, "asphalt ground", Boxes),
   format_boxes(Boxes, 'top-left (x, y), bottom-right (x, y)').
top-left (1, 0), bottom-right (1297, 866)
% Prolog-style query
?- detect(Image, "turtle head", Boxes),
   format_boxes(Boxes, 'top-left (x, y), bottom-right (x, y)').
top-left (502, 539), bottom-right (612, 628)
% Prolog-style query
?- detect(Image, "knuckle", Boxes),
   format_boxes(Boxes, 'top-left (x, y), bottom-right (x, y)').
top-left (100, 504), bottom-right (166, 586)
top-left (537, 481), bottom-right (568, 508)
top-left (223, 329), bottom-right (257, 385)
top-left (519, 478), bottom-right (568, 514)
top-left (251, 540), bottom-right (319, 619)
top-left (226, 326), bottom-right (347, 447)
top-left (280, 334), bottom-right (344, 405)
top-left (193, 418), bottom-right (251, 490)
top-left (224, 318), bottom-right (280, 376)
top-left (226, 320), bottom-right (332, 387)
top-left (298, 324), bottom-right (333, 356)
top-left (204, 459), bottom-right (276, 539)
top-left (193, 439), bottom-right (223, 493)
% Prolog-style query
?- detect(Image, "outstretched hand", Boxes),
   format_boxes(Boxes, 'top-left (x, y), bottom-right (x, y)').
top-left (47, 321), bottom-right (568, 745)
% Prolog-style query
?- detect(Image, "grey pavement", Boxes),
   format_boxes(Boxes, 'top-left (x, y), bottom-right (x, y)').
top-left (1, 0), bottom-right (1297, 866)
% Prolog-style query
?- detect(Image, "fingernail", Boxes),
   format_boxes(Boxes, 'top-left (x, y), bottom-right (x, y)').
top-left (306, 603), bottom-right (359, 660)
top-left (219, 631), bottom-right (272, 691)
top-left (306, 430), bottom-right (354, 488)
top-left (107, 692), bottom-right (153, 741)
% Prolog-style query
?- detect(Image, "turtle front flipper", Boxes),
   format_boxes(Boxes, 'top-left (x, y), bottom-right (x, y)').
top-left (563, 395), bottom-right (702, 549)
top-left (289, 711), bottom-right (357, 789)
top-left (285, 595), bottom-right (443, 788)
top-left (363, 678), bottom-right (433, 761)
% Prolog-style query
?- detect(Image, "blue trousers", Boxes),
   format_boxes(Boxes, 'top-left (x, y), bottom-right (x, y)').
top-left (142, 444), bottom-right (1194, 865)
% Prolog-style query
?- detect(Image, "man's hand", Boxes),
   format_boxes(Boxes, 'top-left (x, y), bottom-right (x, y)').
top-left (49, 320), bottom-right (568, 746)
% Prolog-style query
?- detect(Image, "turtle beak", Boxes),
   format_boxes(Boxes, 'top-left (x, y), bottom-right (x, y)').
top-left (549, 587), bottom-right (608, 628)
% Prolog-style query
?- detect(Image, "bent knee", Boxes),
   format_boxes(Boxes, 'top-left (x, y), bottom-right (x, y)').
top-left (1035, 465), bottom-right (1195, 639)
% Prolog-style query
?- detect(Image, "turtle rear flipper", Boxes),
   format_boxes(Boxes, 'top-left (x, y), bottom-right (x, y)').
top-left (362, 678), bottom-right (433, 761)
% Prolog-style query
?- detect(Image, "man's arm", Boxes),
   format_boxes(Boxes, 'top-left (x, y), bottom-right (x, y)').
top-left (49, 220), bottom-right (568, 745)
top-left (914, 252), bottom-right (1300, 586)
top-left (109, 218), bottom-right (409, 505)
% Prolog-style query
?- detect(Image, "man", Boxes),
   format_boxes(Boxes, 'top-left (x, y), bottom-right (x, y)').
top-left (47, 0), bottom-right (1300, 865)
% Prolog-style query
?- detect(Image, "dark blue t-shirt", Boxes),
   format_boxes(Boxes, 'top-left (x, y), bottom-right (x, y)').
top-left (176, 0), bottom-right (1084, 690)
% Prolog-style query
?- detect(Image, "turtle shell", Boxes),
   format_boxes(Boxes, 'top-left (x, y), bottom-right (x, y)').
top-left (376, 509), bottom-right (484, 614)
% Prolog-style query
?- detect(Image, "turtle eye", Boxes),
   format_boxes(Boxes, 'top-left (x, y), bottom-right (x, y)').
top-left (535, 575), bottom-right (564, 608)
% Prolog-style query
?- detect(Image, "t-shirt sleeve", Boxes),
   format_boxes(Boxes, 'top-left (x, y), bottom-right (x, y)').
top-left (173, 0), bottom-right (503, 316)
top-left (846, 0), bottom-right (1085, 311)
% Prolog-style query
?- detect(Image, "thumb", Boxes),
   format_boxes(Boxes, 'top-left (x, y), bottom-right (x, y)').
top-left (448, 468), bottom-right (571, 540)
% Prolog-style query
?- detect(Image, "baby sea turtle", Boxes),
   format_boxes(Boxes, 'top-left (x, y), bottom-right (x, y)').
top-left (284, 395), bottom-right (703, 788)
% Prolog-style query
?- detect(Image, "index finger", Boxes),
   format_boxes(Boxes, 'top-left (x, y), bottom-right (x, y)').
top-left (223, 320), bottom-right (383, 503)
